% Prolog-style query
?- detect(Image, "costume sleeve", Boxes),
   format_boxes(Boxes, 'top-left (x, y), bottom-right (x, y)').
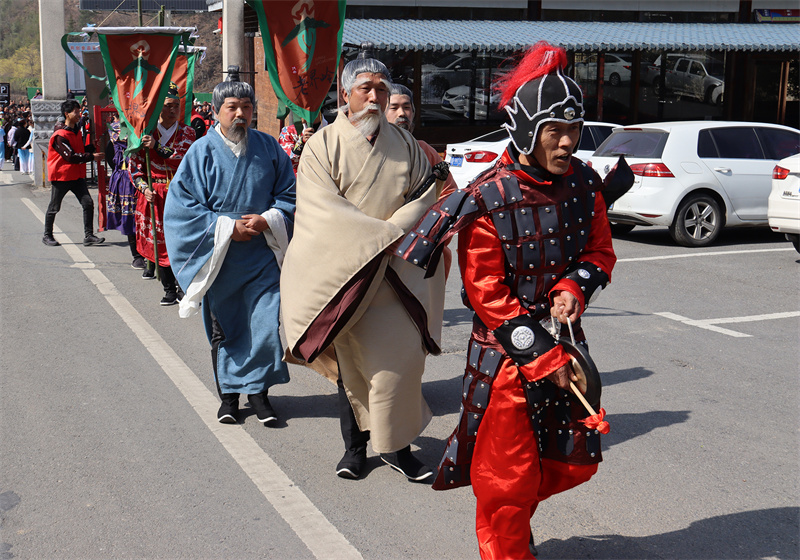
top-left (549, 193), bottom-right (616, 313)
top-left (128, 150), bottom-right (148, 192)
top-left (52, 133), bottom-right (94, 164)
top-left (278, 125), bottom-right (301, 168)
top-left (459, 216), bottom-right (569, 382)
top-left (385, 137), bottom-right (433, 233)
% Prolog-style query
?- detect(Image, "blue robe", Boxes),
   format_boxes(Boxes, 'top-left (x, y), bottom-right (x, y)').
top-left (164, 127), bottom-right (296, 394)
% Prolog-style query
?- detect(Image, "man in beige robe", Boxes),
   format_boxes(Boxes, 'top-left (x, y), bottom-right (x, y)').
top-left (281, 55), bottom-right (446, 482)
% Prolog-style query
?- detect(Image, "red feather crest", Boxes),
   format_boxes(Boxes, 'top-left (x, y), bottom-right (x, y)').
top-left (496, 41), bottom-right (568, 109)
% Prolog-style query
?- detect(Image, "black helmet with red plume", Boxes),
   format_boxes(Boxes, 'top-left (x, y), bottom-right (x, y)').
top-left (496, 42), bottom-right (585, 156)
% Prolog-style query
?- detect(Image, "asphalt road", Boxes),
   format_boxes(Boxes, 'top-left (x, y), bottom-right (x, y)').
top-left (1, 169), bottom-right (798, 560)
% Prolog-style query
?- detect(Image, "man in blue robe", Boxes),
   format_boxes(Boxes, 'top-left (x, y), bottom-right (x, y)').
top-left (164, 68), bottom-right (296, 426)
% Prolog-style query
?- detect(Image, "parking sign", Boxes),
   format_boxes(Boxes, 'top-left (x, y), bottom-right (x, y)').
top-left (0, 83), bottom-right (9, 105)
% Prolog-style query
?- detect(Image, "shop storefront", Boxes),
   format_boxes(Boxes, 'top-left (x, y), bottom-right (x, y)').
top-left (334, 19), bottom-right (798, 148)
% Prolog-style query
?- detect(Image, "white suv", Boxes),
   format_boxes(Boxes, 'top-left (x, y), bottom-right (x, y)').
top-left (589, 121), bottom-right (800, 247)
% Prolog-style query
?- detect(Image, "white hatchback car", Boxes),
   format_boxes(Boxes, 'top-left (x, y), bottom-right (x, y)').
top-left (588, 121), bottom-right (800, 247)
top-left (444, 122), bottom-right (619, 190)
top-left (767, 153), bottom-right (800, 253)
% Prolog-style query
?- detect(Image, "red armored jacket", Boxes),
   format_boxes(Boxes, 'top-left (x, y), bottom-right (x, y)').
top-left (397, 146), bottom-right (617, 489)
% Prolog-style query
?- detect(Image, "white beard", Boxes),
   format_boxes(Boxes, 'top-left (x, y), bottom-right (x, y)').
top-left (349, 104), bottom-right (382, 138)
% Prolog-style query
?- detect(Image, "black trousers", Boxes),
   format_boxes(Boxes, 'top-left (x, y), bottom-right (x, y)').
top-left (45, 179), bottom-right (95, 237)
top-left (337, 376), bottom-right (370, 452)
top-left (209, 311), bottom-right (230, 398)
top-left (144, 258), bottom-right (178, 294)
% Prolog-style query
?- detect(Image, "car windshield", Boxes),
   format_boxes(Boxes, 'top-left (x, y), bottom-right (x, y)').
top-left (594, 131), bottom-right (668, 158)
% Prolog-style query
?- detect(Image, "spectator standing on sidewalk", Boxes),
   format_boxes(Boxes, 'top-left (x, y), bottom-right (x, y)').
top-left (16, 117), bottom-right (33, 175)
top-left (43, 99), bottom-right (105, 247)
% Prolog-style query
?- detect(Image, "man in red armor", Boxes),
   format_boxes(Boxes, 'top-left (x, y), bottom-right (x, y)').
top-left (130, 83), bottom-right (196, 306)
top-left (396, 42), bottom-right (617, 559)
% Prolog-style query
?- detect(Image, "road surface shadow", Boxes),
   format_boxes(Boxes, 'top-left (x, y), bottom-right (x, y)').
top-left (539, 506), bottom-right (799, 559)
top-left (601, 410), bottom-right (690, 453)
top-left (614, 225), bottom-right (787, 248)
top-left (602, 366), bottom-right (655, 387)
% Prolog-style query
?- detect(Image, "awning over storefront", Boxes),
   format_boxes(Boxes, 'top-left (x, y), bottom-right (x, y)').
top-left (342, 19), bottom-right (800, 53)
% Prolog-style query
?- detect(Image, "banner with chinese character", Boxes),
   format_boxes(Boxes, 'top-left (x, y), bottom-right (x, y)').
top-left (247, 0), bottom-right (346, 124)
top-left (91, 27), bottom-right (193, 154)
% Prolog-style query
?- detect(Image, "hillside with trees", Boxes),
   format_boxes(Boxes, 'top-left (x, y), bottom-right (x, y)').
top-left (0, 0), bottom-right (222, 101)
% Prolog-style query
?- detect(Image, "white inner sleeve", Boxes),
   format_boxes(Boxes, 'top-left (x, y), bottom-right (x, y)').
top-left (177, 216), bottom-right (235, 318)
top-left (262, 208), bottom-right (289, 269)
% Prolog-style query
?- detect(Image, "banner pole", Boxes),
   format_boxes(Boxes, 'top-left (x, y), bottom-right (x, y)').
top-left (144, 150), bottom-right (161, 282)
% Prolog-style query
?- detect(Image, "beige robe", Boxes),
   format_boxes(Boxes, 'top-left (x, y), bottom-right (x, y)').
top-left (281, 111), bottom-right (446, 453)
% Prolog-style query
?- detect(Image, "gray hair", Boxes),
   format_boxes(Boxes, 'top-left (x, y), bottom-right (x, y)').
top-left (389, 84), bottom-right (414, 112)
top-left (212, 81), bottom-right (256, 112)
top-left (341, 58), bottom-right (391, 95)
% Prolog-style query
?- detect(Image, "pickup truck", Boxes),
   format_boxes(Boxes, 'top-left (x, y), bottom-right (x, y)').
top-left (651, 56), bottom-right (725, 105)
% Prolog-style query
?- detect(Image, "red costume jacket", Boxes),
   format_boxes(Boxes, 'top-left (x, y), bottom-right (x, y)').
top-left (397, 147), bottom-right (616, 490)
top-left (48, 124), bottom-right (92, 182)
top-left (129, 123), bottom-right (195, 266)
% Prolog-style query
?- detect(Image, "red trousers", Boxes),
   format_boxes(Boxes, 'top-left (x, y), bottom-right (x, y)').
top-left (471, 359), bottom-right (597, 560)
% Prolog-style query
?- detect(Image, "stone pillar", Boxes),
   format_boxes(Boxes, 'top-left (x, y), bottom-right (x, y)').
top-left (38, 0), bottom-right (67, 100)
top-left (33, 0), bottom-right (68, 187)
top-left (222, 0), bottom-right (244, 71)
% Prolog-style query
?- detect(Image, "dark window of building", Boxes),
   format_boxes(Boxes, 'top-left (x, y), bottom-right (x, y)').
top-left (636, 50), bottom-right (725, 124)
top-left (419, 49), bottom-right (514, 128)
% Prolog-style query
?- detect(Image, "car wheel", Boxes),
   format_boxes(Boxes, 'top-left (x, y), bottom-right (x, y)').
top-left (716, 92), bottom-right (724, 107)
top-left (610, 222), bottom-right (635, 235)
top-left (652, 77), bottom-right (664, 96)
top-left (609, 73), bottom-right (621, 87)
top-left (787, 234), bottom-right (800, 254)
top-left (705, 86), bottom-right (717, 105)
top-left (669, 194), bottom-right (723, 247)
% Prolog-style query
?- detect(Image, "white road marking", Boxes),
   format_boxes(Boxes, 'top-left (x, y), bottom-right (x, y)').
top-left (618, 247), bottom-right (793, 262)
top-left (655, 310), bottom-right (800, 338)
top-left (22, 197), bottom-right (362, 560)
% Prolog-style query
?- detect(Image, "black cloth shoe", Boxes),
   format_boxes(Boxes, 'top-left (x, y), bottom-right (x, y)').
top-left (529, 531), bottom-right (538, 557)
top-left (380, 446), bottom-right (433, 482)
top-left (42, 234), bottom-right (60, 247)
top-left (142, 263), bottom-right (155, 279)
top-left (83, 234), bottom-right (105, 246)
top-left (131, 256), bottom-right (146, 269)
top-left (160, 291), bottom-right (179, 306)
top-left (176, 288), bottom-right (184, 302)
top-left (217, 393), bottom-right (239, 424)
top-left (247, 392), bottom-right (277, 425)
top-left (336, 447), bottom-right (367, 479)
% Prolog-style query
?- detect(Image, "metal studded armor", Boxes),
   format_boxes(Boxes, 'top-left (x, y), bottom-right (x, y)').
top-left (397, 151), bottom-right (614, 490)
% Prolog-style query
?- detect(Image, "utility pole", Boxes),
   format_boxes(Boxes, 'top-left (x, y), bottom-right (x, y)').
top-left (222, 0), bottom-right (244, 71)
